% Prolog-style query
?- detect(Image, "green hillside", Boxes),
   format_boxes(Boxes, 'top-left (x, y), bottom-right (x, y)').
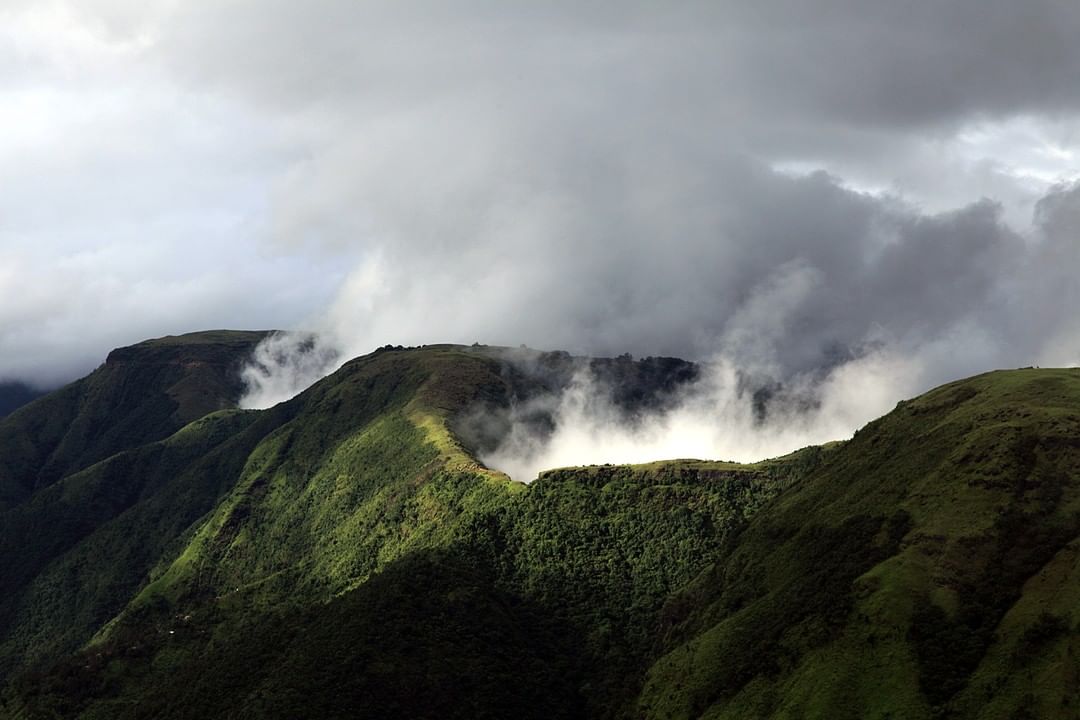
top-left (1, 334), bottom-right (1078, 719)
top-left (0, 331), bottom-right (281, 679)
top-left (639, 369), bottom-right (1080, 719)
top-left (0, 330), bottom-right (270, 511)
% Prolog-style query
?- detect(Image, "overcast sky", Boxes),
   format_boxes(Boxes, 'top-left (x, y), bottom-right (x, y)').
top-left (3, 0), bottom-right (1079, 389)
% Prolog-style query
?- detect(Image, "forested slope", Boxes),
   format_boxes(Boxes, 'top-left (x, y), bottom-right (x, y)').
top-left (2, 335), bottom-right (1078, 719)
top-left (639, 369), bottom-right (1080, 719)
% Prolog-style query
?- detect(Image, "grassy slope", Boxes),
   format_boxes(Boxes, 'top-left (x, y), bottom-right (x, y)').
top-left (0, 346), bottom-right (524, 716)
top-left (4, 346), bottom-right (1080, 720)
top-left (7, 456), bottom-right (807, 720)
top-left (638, 368), bottom-right (1080, 720)
top-left (0, 409), bottom-right (277, 677)
top-left (124, 346), bottom-right (521, 609)
top-left (0, 331), bottom-right (279, 679)
top-left (0, 330), bottom-right (269, 511)
top-left (2, 347), bottom-right (811, 719)
top-left (0, 344), bottom-right (512, 685)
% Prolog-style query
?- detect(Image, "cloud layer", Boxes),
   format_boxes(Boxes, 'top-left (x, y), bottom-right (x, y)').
top-left (3, 1), bottom-right (1079, 413)
top-left (475, 349), bottom-right (923, 483)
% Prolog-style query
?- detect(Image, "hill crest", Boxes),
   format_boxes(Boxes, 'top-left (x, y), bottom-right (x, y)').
top-left (2, 333), bottom-right (1078, 719)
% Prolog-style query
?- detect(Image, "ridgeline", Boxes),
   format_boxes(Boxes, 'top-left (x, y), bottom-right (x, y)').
top-left (1, 332), bottom-right (1078, 718)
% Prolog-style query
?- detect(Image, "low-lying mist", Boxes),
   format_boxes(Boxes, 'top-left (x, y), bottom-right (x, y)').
top-left (238, 332), bottom-right (926, 482)
top-left (239, 332), bottom-right (340, 410)
top-left (473, 349), bottom-right (918, 482)
top-left (233, 174), bottom-right (1080, 480)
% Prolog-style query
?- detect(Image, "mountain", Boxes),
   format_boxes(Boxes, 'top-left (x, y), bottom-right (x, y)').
top-left (639, 369), bottom-right (1080, 718)
top-left (0, 330), bottom-right (270, 511)
top-left (0, 331), bottom-right (274, 679)
top-left (1, 334), bottom-right (1078, 719)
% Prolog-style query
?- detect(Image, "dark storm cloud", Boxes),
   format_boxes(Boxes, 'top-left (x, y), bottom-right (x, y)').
top-left (144, 1), bottom-right (1078, 390)
top-left (2, 0), bottom-right (1079, 396)
top-left (155, 1), bottom-right (1080, 127)
top-left (302, 163), bottom-right (1051, 382)
top-left (716, 0), bottom-right (1080, 129)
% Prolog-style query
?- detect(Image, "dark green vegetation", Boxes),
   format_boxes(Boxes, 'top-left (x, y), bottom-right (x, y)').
top-left (1, 333), bottom-right (1079, 719)
top-left (0, 330), bottom-right (269, 510)
top-left (640, 370), bottom-right (1080, 719)
top-left (0, 331), bottom-right (273, 677)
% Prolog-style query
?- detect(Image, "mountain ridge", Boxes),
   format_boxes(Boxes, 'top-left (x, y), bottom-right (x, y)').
top-left (0, 330), bottom-right (272, 511)
top-left (1, 333), bottom-right (1077, 718)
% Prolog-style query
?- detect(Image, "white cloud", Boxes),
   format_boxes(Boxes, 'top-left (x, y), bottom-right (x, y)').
top-left (480, 348), bottom-right (926, 483)
top-left (3, 0), bottom-right (1079, 411)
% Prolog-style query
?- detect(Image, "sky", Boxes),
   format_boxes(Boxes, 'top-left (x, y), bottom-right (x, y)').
top-left (3, 0), bottom-right (1080, 394)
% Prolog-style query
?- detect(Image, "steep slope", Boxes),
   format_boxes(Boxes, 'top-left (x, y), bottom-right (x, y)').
top-left (0, 409), bottom-right (280, 677)
top-left (638, 368), bottom-right (1080, 719)
top-left (123, 344), bottom-right (523, 611)
top-left (0, 342), bottom-right (516, 687)
top-left (0, 331), bottom-right (287, 679)
top-left (4, 341), bottom-right (1079, 720)
top-left (0, 330), bottom-right (270, 511)
top-left (6, 454), bottom-right (810, 720)
top-left (0, 342), bottom-right (797, 719)
top-left (481, 454), bottom-right (822, 717)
